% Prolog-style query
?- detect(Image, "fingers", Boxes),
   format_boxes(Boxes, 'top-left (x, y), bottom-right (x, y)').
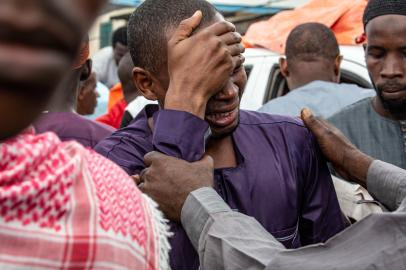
top-left (205, 21), bottom-right (236, 36)
top-left (198, 154), bottom-right (214, 168)
top-left (231, 54), bottom-right (245, 71)
top-left (301, 108), bottom-right (329, 138)
top-left (172, 10), bottom-right (203, 43)
top-left (132, 175), bottom-right (141, 185)
top-left (220, 31), bottom-right (242, 45)
top-left (227, 43), bottom-right (245, 57)
top-left (139, 169), bottom-right (148, 192)
top-left (144, 151), bottom-right (164, 167)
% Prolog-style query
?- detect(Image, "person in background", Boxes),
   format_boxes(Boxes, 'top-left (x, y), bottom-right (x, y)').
top-left (87, 81), bottom-right (110, 120)
top-left (96, 53), bottom-right (141, 129)
top-left (0, 0), bottom-right (171, 269)
top-left (259, 23), bottom-right (375, 118)
top-left (137, 108), bottom-right (406, 270)
top-left (107, 81), bottom-right (125, 111)
top-left (328, 0), bottom-right (406, 170)
top-left (35, 40), bottom-right (114, 148)
top-left (92, 27), bottom-right (128, 88)
top-left (95, 0), bottom-right (348, 269)
top-left (76, 72), bottom-right (99, 116)
top-left (120, 53), bottom-right (158, 128)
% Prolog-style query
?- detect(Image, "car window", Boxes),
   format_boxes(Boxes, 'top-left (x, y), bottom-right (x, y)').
top-left (244, 64), bottom-right (253, 79)
top-left (340, 69), bottom-right (373, 89)
top-left (263, 64), bottom-right (289, 104)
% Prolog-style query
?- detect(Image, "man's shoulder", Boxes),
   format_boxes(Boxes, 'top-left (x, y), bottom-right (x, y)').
top-left (240, 110), bottom-right (306, 129)
top-left (328, 97), bottom-right (373, 123)
top-left (63, 112), bottom-right (114, 135)
top-left (239, 110), bottom-right (313, 146)
top-left (95, 107), bottom-right (153, 153)
top-left (84, 117), bottom-right (115, 135)
top-left (41, 112), bottom-right (115, 147)
top-left (238, 111), bottom-right (320, 164)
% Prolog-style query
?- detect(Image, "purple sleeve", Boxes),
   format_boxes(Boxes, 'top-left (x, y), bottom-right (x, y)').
top-left (152, 110), bottom-right (209, 162)
top-left (299, 131), bottom-right (349, 245)
top-left (94, 134), bottom-right (153, 175)
top-left (95, 109), bottom-right (209, 176)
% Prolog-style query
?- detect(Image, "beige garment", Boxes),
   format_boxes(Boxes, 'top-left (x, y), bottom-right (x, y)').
top-left (332, 176), bottom-right (384, 222)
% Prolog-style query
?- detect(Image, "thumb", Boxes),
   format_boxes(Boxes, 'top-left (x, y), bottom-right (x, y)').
top-left (301, 108), bottom-right (325, 138)
top-left (198, 154), bottom-right (214, 169)
top-left (301, 108), bottom-right (329, 140)
top-left (132, 175), bottom-right (142, 185)
top-left (144, 151), bottom-right (163, 167)
top-left (172, 10), bottom-right (203, 43)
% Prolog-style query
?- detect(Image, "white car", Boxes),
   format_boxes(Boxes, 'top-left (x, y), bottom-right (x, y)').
top-left (241, 46), bottom-right (372, 111)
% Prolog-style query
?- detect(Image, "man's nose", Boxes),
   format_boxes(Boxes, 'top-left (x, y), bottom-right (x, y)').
top-left (213, 84), bottom-right (238, 100)
top-left (380, 55), bottom-right (403, 79)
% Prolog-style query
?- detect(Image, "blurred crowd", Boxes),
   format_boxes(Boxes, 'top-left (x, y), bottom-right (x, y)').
top-left (0, 0), bottom-right (405, 269)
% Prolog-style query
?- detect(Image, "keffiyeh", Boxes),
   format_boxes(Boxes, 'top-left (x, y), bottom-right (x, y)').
top-left (0, 130), bottom-right (171, 269)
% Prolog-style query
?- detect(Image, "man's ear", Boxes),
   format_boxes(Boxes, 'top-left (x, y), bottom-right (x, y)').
top-left (133, 67), bottom-right (159, 100)
top-left (279, 57), bottom-right (289, 78)
top-left (80, 59), bottom-right (92, 81)
top-left (334, 55), bottom-right (343, 78)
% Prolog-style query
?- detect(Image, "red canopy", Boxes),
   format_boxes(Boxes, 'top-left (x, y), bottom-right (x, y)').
top-left (243, 0), bottom-right (368, 54)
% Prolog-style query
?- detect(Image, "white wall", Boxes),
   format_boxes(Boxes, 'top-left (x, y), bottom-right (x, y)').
top-left (89, 7), bottom-right (135, 56)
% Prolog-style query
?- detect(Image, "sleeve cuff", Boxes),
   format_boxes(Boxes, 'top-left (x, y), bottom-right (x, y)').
top-left (153, 109), bottom-right (210, 162)
top-left (367, 160), bottom-right (400, 210)
top-left (181, 187), bottom-right (232, 250)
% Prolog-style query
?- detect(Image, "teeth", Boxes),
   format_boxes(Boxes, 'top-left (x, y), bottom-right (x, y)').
top-left (207, 111), bottom-right (233, 121)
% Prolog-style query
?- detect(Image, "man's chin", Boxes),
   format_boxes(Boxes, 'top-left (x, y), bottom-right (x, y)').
top-left (379, 94), bottom-right (406, 115)
top-left (209, 120), bottom-right (239, 139)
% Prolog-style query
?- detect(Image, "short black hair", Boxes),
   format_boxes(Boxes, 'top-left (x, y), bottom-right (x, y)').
top-left (128, 0), bottom-right (218, 75)
top-left (285, 23), bottom-right (339, 65)
top-left (112, 26), bottom-right (128, 47)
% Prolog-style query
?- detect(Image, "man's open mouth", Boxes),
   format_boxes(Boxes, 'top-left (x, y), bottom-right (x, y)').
top-left (206, 107), bottom-right (238, 127)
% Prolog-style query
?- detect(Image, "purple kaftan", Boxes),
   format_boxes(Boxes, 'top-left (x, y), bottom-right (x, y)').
top-left (95, 105), bottom-right (348, 270)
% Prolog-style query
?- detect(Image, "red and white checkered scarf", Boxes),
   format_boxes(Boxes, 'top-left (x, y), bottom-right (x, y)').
top-left (0, 129), bottom-right (171, 269)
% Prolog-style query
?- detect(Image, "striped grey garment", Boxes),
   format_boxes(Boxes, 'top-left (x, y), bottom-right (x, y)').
top-left (400, 120), bottom-right (406, 154)
top-left (328, 98), bottom-right (406, 170)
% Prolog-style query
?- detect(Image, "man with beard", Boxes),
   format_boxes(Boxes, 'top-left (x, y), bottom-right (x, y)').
top-left (95, 0), bottom-right (348, 269)
top-left (328, 0), bottom-right (406, 170)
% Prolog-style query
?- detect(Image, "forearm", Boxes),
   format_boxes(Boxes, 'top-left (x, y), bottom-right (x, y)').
top-left (181, 188), bottom-right (285, 270)
top-left (182, 187), bottom-right (406, 270)
top-left (152, 110), bottom-right (209, 161)
top-left (367, 160), bottom-right (406, 211)
top-left (342, 150), bottom-right (374, 187)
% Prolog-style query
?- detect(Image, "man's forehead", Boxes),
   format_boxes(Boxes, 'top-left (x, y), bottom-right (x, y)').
top-left (366, 14), bottom-right (406, 46)
top-left (165, 12), bottom-right (225, 39)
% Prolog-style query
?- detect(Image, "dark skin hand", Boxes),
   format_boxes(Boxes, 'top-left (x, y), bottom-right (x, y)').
top-left (134, 152), bottom-right (214, 223)
top-left (165, 11), bottom-right (245, 120)
top-left (301, 108), bottom-right (374, 186)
